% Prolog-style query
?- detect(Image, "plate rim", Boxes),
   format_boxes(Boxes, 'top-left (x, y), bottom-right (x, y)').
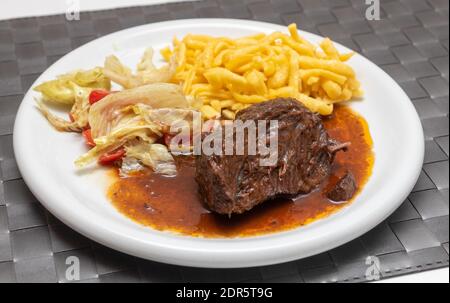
top-left (13, 18), bottom-right (424, 268)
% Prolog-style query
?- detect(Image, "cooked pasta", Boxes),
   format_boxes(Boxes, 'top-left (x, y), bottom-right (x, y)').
top-left (161, 23), bottom-right (362, 117)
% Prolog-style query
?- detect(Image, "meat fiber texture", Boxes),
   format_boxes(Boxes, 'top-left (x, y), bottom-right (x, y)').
top-left (195, 98), bottom-right (347, 215)
top-left (327, 172), bottom-right (357, 202)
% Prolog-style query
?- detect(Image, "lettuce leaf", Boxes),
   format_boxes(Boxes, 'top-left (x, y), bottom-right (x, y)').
top-left (88, 83), bottom-right (189, 138)
top-left (34, 67), bottom-right (110, 105)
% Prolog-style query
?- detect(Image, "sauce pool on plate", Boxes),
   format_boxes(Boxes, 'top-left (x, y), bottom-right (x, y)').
top-left (108, 105), bottom-right (374, 237)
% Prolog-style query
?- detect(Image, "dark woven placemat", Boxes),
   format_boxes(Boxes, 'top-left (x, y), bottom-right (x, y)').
top-left (0, 0), bottom-right (448, 283)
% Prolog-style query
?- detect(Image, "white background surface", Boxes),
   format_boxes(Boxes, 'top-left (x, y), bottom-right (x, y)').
top-left (2, 0), bottom-right (448, 283)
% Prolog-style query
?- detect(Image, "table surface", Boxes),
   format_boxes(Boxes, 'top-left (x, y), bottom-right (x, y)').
top-left (0, 0), bottom-right (448, 283)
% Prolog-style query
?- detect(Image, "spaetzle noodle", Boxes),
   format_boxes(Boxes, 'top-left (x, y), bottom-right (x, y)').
top-left (161, 23), bottom-right (362, 117)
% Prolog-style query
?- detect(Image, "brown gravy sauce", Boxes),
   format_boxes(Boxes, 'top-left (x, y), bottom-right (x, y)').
top-left (107, 106), bottom-right (374, 237)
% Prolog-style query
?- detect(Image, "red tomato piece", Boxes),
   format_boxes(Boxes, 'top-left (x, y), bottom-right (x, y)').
top-left (89, 89), bottom-right (110, 105)
top-left (98, 148), bottom-right (125, 166)
top-left (82, 129), bottom-right (95, 148)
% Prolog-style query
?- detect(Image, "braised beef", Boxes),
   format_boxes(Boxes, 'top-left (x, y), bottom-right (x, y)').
top-left (327, 172), bottom-right (357, 201)
top-left (195, 98), bottom-right (349, 215)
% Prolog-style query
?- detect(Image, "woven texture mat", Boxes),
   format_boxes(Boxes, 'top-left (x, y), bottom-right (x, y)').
top-left (0, 0), bottom-right (449, 283)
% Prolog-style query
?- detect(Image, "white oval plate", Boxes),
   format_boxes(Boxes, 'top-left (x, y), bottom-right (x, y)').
top-left (14, 19), bottom-right (424, 268)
